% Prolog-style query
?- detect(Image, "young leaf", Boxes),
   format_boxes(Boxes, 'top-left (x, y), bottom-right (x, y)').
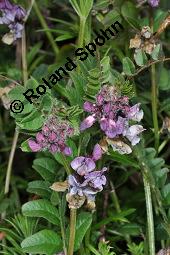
top-left (21, 230), bottom-right (62, 255)
top-left (158, 67), bottom-right (170, 91)
top-left (123, 57), bottom-right (136, 75)
top-left (151, 44), bottom-right (162, 60)
top-left (74, 212), bottom-right (92, 251)
top-left (134, 49), bottom-right (148, 67)
top-left (22, 199), bottom-right (60, 226)
top-left (27, 181), bottom-right (51, 199)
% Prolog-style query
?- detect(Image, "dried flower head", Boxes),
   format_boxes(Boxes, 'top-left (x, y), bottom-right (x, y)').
top-left (162, 117), bottom-right (170, 134)
top-left (130, 26), bottom-right (159, 55)
top-left (28, 115), bottom-right (74, 155)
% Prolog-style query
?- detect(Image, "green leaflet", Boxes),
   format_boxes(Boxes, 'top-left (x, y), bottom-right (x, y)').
top-left (21, 230), bottom-right (62, 255)
top-left (22, 199), bottom-right (60, 226)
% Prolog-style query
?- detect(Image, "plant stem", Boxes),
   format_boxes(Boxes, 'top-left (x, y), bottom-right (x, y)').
top-left (4, 26), bottom-right (28, 195)
top-left (4, 130), bottom-right (19, 194)
top-left (33, 1), bottom-right (59, 58)
top-left (68, 209), bottom-right (77, 255)
top-left (142, 172), bottom-right (155, 255)
top-left (134, 146), bottom-right (155, 255)
top-left (61, 153), bottom-right (72, 175)
top-left (110, 181), bottom-right (121, 213)
top-left (151, 64), bottom-right (159, 152)
top-left (78, 18), bottom-right (86, 48)
top-left (22, 27), bottom-right (28, 84)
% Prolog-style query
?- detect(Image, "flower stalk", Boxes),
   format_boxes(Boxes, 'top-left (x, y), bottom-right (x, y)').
top-left (68, 208), bottom-right (77, 255)
top-left (151, 64), bottom-right (159, 152)
top-left (134, 145), bottom-right (155, 255)
top-left (33, 1), bottom-right (59, 58)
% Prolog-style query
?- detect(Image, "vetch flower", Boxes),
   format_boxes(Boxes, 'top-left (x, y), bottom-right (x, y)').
top-left (123, 125), bottom-right (145, 146)
top-left (0, 0), bottom-right (26, 44)
top-left (92, 144), bottom-right (103, 161)
top-left (68, 167), bottom-right (107, 202)
top-left (28, 116), bottom-right (74, 155)
top-left (80, 85), bottom-right (144, 152)
top-left (71, 157), bottom-right (96, 176)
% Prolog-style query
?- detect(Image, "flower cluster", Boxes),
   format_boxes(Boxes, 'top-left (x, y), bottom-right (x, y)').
top-left (130, 26), bottom-right (159, 55)
top-left (80, 85), bottom-right (144, 150)
top-left (67, 154), bottom-right (107, 208)
top-left (0, 0), bottom-right (26, 44)
top-left (51, 144), bottom-right (106, 209)
top-left (28, 116), bottom-right (74, 155)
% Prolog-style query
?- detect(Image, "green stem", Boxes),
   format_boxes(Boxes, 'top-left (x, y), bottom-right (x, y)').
top-left (4, 26), bottom-right (28, 195)
top-left (61, 153), bottom-right (72, 175)
top-left (151, 64), bottom-right (159, 152)
top-left (142, 173), bottom-right (155, 255)
top-left (134, 146), bottom-right (155, 255)
top-left (59, 194), bottom-right (67, 255)
top-left (4, 130), bottom-right (19, 194)
top-left (68, 209), bottom-right (77, 255)
top-left (78, 18), bottom-right (86, 48)
top-left (33, 1), bottom-right (59, 58)
top-left (110, 181), bottom-right (121, 213)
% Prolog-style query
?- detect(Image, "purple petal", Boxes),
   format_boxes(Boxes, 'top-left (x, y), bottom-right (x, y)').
top-left (28, 139), bottom-right (42, 152)
top-left (0, 0), bottom-right (13, 10)
top-left (83, 101), bottom-right (95, 112)
top-left (80, 115), bottom-right (96, 131)
top-left (124, 125), bottom-right (145, 146)
top-left (36, 132), bottom-right (45, 143)
top-left (92, 144), bottom-right (103, 161)
top-left (63, 147), bottom-right (72, 156)
top-left (148, 0), bottom-right (160, 7)
top-left (71, 157), bottom-right (85, 170)
top-left (48, 131), bottom-right (57, 142)
top-left (50, 144), bottom-right (58, 153)
top-left (128, 104), bottom-right (143, 122)
top-left (14, 5), bottom-right (26, 20)
top-left (100, 117), bottom-right (109, 131)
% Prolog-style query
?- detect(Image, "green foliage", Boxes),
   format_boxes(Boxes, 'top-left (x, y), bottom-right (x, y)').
top-left (84, 56), bottom-right (111, 102)
top-left (98, 241), bottom-right (116, 255)
top-left (134, 49), bottom-right (148, 67)
top-left (127, 242), bottom-right (144, 255)
top-left (123, 57), bottom-right (136, 76)
top-left (22, 199), bottom-right (60, 226)
top-left (21, 230), bottom-right (62, 255)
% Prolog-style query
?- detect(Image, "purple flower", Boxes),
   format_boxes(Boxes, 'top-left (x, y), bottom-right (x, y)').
top-left (68, 168), bottom-right (107, 201)
top-left (63, 147), bottom-right (72, 156)
top-left (128, 104), bottom-right (143, 122)
top-left (80, 115), bottom-right (96, 131)
top-left (148, 0), bottom-right (160, 7)
top-left (28, 140), bottom-right (42, 152)
top-left (123, 125), bottom-right (145, 146)
top-left (71, 157), bottom-right (96, 176)
top-left (0, 0), bottom-right (13, 10)
top-left (84, 168), bottom-right (107, 190)
top-left (0, 0), bottom-right (26, 43)
top-left (28, 116), bottom-right (74, 155)
top-left (92, 144), bottom-right (103, 161)
top-left (80, 85), bottom-right (144, 150)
